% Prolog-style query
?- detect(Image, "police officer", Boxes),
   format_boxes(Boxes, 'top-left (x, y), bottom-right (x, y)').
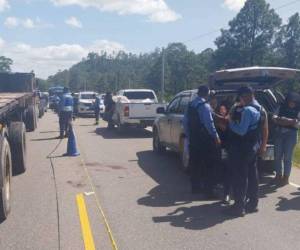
top-left (94, 94), bottom-right (101, 125)
top-left (225, 86), bottom-right (267, 217)
top-left (104, 92), bottom-right (115, 129)
top-left (58, 87), bottom-right (74, 139)
top-left (183, 85), bottom-right (221, 199)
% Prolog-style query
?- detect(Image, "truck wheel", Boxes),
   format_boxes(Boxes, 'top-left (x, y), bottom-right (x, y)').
top-left (153, 128), bottom-right (166, 154)
top-left (9, 122), bottom-right (26, 175)
top-left (0, 136), bottom-right (12, 221)
top-left (25, 105), bottom-right (37, 132)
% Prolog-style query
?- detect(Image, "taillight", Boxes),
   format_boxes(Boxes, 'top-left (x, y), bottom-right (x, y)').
top-left (124, 106), bottom-right (130, 117)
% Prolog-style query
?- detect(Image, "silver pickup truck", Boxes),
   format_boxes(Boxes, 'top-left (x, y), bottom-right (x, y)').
top-left (153, 66), bottom-right (300, 172)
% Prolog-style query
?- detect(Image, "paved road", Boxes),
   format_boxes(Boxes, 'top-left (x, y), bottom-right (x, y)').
top-left (1, 112), bottom-right (300, 250)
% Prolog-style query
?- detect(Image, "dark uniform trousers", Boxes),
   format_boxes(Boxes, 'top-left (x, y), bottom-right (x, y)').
top-left (189, 141), bottom-right (217, 193)
top-left (59, 111), bottom-right (73, 137)
top-left (95, 108), bottom-right (100, 123)
top-left (229, 146), bottom-right (259, 208)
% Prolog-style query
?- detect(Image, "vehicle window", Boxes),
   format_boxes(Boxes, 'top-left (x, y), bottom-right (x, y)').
top-left (178, 95), bottom-right (191, 114)
top-left (80, 94), bottom-right (95, 99)
top-left (124, 91), bottom-right (155, 100)
top-left (167, 97), bottom-right (181, 113)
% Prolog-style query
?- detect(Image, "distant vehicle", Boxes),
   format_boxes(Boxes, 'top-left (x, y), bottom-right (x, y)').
top-left (0, 72), bottom-right (38, 221)
top-left (77, 91), bottom-right (98, 115)
top-left (153, 67), bottom-right (300, 172)
top-left (112, 89), bottom-right (165, 131)
top-left (48, 86), bottom-right (64, 110)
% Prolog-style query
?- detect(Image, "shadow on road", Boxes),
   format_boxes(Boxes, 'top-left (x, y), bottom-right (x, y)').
top-left (276, 188), bottom-right (300, 211)
top-left (95, 127), bottom-right (152, 139)
top-left (136, 150), bottom-right (282, 230)
top-left (152, 202), bottom-right (233, 230)
top-left (136, 150), bottom-right (191, 207)
top-left (136, 150), bottom-right (235, 230)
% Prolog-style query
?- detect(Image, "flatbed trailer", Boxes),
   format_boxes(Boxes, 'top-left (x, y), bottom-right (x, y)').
top-left (0, 73), bottom-right (38, 222)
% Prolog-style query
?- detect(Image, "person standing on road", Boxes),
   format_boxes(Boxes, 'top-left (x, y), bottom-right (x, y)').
top-left (104, 92), bottom-right (115, 129)
top-left (225, 86), bottom-right (266, 217)
top-left (272, 92), bottom-right (300, 186)
top-left (183, 85), bottom-right (221, 199)
top-left (94, 94), bottom-right (101, 125)
top-left (58, 87), bottom-right (74, 139)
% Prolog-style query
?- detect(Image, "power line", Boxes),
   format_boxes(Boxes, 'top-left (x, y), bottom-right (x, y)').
top-left (182, 0), bottom-right (300, 44)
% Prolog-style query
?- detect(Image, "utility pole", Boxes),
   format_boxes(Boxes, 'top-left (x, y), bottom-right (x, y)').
top-left (161, 47), bottom-right (165, 103)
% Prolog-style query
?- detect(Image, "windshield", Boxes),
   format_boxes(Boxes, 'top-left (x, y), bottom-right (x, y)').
top-left (124, 91), bottom-right (155, 100)
top-left (80, 94), bottom-right (95, 99)
top-left (49, 87), bottom-right (64, 96)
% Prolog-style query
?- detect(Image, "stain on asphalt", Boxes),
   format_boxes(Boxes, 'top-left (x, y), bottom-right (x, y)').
top-left (84, 162), bottom-right (126, 170)
top-left (67, 180), bottom-right (86, 188)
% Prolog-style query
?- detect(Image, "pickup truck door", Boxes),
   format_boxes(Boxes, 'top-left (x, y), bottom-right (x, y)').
top-left (170, 94), bottom-right (191, 150)
top-left (159, 97), bottom-right (181, 144)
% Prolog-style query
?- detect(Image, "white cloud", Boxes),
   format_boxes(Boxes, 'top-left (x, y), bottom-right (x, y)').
top-left (65, 16), bottom-right (83, 28)
top-left (223, 0), bottom-right (246, 11)
top-left (23, 18), bottom-right (35, 29)
top-left (0, 0), bottom-right (9, 12)
top-left (52, 0), bottom-right (181, 23)
top-left (4, 16), bottom-right (53, 29)
top-left (4, 17), bottom-right (19, 28)
top-left (0, 37), bottom-right (5, 49)
top-left (1, 39), bottom-right (125, 78)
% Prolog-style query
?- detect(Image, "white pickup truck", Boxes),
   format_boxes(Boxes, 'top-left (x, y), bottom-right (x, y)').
top-left (112, 89), bottom-right (165, 131)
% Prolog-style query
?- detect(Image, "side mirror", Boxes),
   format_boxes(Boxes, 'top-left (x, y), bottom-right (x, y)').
top-left (157, 107), bottom-right (166, 114)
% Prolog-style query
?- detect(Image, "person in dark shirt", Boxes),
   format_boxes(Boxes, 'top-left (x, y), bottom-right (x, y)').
top-left (183, 85), bottom-right (221, 199)
top-left (272, 92), bottom-right (300, 186)
top-left (104, 92), bottom-right (115, 129)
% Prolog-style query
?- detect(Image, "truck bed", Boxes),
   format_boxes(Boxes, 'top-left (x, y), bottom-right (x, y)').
top-left (0, 92), bottom-right (33, 118)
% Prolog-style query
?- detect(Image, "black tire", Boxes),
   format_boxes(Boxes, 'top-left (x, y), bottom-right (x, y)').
top-left (9, 122), bottom-right (26, 175)
top-left (153, 128), bottom-right (166, 153)
top-left (0, 136), bottom-right (12, 222)
top-left (25, 105), bottom-right (37, 132)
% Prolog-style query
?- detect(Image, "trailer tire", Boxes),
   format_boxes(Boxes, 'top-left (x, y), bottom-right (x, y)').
top-left (0, 136), bottom-right (12, 222)
top-left (26, 105), bottom-right (37, 132)
top-left (9, 122), bottom-right (26, 175)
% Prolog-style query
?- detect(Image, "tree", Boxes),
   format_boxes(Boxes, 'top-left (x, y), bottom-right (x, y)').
top-left (0, 56), bottom-right (13, 72)
top-left (276, 13), bottom-right (300, 68)
top-left (214, 0), bottom-right (281, 68)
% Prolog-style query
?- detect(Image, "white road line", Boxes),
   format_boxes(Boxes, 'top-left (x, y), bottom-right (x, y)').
top-left (290, 182), bottom-right (300, 188)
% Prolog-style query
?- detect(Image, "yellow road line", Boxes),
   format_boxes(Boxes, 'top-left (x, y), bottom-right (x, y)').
top-left (76, 193), bottom-right (96, 250)
top-left (75, 126), bottom-right (119, 250)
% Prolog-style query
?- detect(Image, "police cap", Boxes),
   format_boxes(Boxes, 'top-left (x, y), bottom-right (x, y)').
top-left (197, 85), bottom-right (210, 97)
top-left (237, 86), bottom-right (254, 96)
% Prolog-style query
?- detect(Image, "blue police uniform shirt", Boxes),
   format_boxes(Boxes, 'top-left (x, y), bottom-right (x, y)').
top-left (59, 93), bottom-right (74, 112)
top-left (229, 99), bottom-right (261, 136)
top-left (183, 96), bottom-right (219, 140)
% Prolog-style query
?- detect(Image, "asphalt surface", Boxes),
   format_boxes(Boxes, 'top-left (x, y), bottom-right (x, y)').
top-left (1, 111), bottom-right (300, 250)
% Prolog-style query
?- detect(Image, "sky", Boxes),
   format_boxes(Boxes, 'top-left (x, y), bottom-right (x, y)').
top-left (0, 0), bottom-right (299, 79)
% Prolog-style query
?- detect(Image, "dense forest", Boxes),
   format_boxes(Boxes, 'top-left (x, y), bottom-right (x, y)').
top-left (1, 0), bottom-right (300, 98)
